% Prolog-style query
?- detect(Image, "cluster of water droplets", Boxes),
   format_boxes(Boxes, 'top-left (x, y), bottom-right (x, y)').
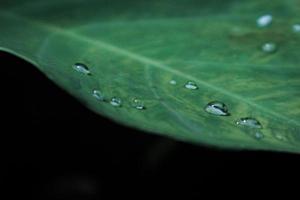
top-left (256, 14), bottom-right (277, 54)
top-left (73, 60), bottom-right (280, 142)
top-left (169, 77), bottom-right (265, 140)
top-left (204, 100), bottom-right (263, 139)
top-left (69, 13), bottom-right (300, 143)
top-left (256, 14), bottom-right (300, 54)
top-left (73, 63), bottom-right (146, 110)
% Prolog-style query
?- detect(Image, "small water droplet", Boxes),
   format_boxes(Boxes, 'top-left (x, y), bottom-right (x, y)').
top-left (73, 63), bottom-right (91, 75)
top-left (131, 98), bottom-right (145, 110)
top-left (257, 14), bottom-right (272, 27)
top-left (110, 97), bottom-right (122, 107)
top-left (92, 90), bottom-right (104, 101)
top-left (184, 81), bottom-right (198, 90)
top-left (262, 42), bottom-right (277, 53)
top-left (254, 131), bottom-right (264, 140)
top-left (204, 101), bottom-right (230, 116)
top-left (169, 80), bottom-right (177, 85)
top-left (292, 24), bottom-right (300, 33)
top-left (272, 132), bottom-right (288, 141)
top-left (274, 133), bottom-right (284, 140)
top-left (236, 117), bottom-right (263, 129)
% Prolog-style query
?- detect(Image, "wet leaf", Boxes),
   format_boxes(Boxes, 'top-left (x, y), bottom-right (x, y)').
top-left (1, 0), bottom-right (300, 153)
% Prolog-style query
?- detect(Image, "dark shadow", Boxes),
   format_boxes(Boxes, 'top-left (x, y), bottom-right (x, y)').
top-left (0, 51), bottom-right (299, 199)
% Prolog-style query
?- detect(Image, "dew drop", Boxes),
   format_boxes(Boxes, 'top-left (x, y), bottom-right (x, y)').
top-left (184, 81), bottom-right (198, 90)
top-left (274, 133), bottom-right (284, 141)
top-left (292, 24), bottom-right (300, 33)
top-left (256, 14), bottom-right (272, 27)
top-left (131, 98), bottom-right (145, 110)
top-left (262, 42), bottom-right (277, 53)
top-left (169, 80), bottom-right (177, 85)
top-left (92, 90), bottom-right (104, 101)
top-left (236, 117), bottom-right (263, 129)
top-left (110, 97), bottom-right (122, 107)
top-left (273, 132), bottom-right (288, 142)
top-left (253, 131), bottom-right (264, 140)
top-left (73, 63), bottom-right (91, 75)
top-left (244, 130), bottom-right (265, 141)
top-left (204, 101), bottom-right (230, 116)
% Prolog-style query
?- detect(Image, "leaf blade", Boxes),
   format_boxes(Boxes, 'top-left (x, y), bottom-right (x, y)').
top-left (1, 0), bottom-right (300, 152)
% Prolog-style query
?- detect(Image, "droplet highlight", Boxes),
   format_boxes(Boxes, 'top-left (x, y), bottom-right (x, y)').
top-left (292, 24), bottom-right (300, 33)
top-left (204, 101), bottom-right (230, 116)
top-left (73, 63), bottom-right (91, 75)
top-left (169, 80), bottom-right (177, 85)
top-left (236, 117), bottom-right (263, 129)
top-left (92, 90), bottom-right (104, 101)
top-left (257, 14), bottom-right (272, 27)
top-left (262, 42), bottom-right (277, 53)
top-left (110, 97), bottom-right (122, 107)
top-left (184, 81), bottom-right (198, 90)
top-left (131, 98), bottom-right (145, 110)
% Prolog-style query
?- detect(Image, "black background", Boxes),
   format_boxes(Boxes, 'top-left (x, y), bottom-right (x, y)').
top-left (1, 51), bottom-right (299, 199)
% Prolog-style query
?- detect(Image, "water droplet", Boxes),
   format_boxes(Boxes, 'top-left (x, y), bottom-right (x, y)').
top-left (73, 63), bottom-right (91, 75)
top-left (204, 101), bottom-right (230, 116)
top-left (131, 98), bottom-right (145, 110)
top-left (110, 97), bottom-right (122, 107)
top-left (169, 80), bottom-right (177, 85)
top-left (272, 132), bottom-right (288, 142)
top-left (262, 42), bottom-right (277, 53)
top-left (253, 131), bottom-right (264, 140)
top-left (92, 90), bottom-right (104, 101)
top-left (236, 117), bottom-right (263, 129)
top-left (257, 14), bottom-right (272, 27)
top-left (274, 133), bottom-right (284, 140)
top-left (292, 24), bottom-right (300, 33)
top-left (184, 81), bottom-right (198, 90)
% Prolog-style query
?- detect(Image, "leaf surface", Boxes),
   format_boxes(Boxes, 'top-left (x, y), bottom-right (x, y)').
top-left (1, 0), bottom-right (300, 152)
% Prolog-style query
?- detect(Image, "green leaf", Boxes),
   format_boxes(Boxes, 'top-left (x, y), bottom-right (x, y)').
top-left (1, 0), bottom-right (300, 153)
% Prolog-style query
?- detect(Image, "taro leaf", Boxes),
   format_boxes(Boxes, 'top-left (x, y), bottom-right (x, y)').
top-left (1, 0), bottom-right (300, 153)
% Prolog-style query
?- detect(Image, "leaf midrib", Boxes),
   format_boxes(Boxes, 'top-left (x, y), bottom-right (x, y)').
top-left (1, 11), bottom-right (300, 128)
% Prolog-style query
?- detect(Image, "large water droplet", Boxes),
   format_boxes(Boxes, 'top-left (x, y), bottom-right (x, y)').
top-left (262, 42), bottom-right (277, 53)
top-left (204, 101), bottom-right (230, 116)
top-left (169, 80), bottom-right (177, 85)
top-left (257, 14), bottom-right (272, 27)
top-left (92, 90), bottom-right (104, 101)
top-left (236, 117), bottom-right (263, 129)
top-left (73, 63), bottom-right (91, 75)
top-left (110, 97), bottom-right (122, 107)
top-left (184, 81), bottom-right (198, 90)
top-left (131, 98), bottom-right (145, 110)
top-left (292, 24), bottom-right (300, 33)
